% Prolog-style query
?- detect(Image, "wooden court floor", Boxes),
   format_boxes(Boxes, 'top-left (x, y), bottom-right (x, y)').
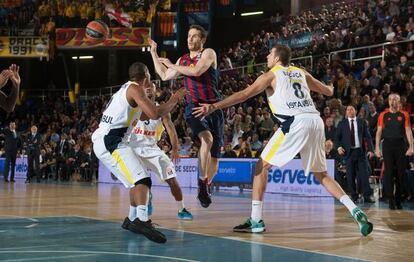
top-left (1, 181), bottom-right (414, 262)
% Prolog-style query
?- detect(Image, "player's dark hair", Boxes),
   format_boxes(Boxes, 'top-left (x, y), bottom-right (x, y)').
top-left (272, 44), bottom-right (291, 66)
top-left (189, 24), bottom-right (207, 42)
top-left (128, 62), bottom-right (148, 82)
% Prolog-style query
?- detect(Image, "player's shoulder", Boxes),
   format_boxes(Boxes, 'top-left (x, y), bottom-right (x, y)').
top-left (202, 48), bottom-right (216, 56)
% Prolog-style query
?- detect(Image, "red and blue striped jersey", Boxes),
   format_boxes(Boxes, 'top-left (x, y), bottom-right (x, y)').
top-left (179, 51), bottom-right (221, 104)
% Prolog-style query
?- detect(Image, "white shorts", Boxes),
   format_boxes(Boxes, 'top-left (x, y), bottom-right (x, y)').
top-left (92, 133), bottom-right (149, 188)
top-left (261, 113), bottom-right (327, 175)
top-left (132, 145), bottom-right (176, 182)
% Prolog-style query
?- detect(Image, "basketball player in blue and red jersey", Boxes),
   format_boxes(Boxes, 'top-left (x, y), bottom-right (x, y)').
top-left (149, 25), bottom-right (222, 208)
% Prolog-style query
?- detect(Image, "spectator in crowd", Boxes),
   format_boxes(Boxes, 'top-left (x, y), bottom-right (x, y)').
top-left (238, 141), bottom-right (253, 158)
top-left (325, 117), bottom-right (336, 141)
top-left (222, 144), bottom-right (237, 158)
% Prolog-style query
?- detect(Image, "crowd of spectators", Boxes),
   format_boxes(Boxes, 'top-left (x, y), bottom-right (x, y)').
top-left (0, 0), bottom-right (164, 37)
top-left (219, 0), bottom-right (414, 70)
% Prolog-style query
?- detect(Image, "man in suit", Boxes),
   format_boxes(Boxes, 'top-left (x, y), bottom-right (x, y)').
top-left (26, 125), bottom-right (41, 183)
top-left (336, 105), bottom-right (375, 203)
top-left (325, 117), bottom-right (337, 141)
top-left (55, 133), bottom-right (71, 181)
top-left (2, 121), bottom-right (20, 182)
top-left (80, 144), bottom-right (98, 181)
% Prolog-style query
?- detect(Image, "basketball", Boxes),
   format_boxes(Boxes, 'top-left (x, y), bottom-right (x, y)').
top-left (85, 20), bottom-right (110, 41)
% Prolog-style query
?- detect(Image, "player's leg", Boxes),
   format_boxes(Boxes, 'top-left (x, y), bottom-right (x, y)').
top-left (93, 138), bottom-right (166, 243)
top-left (165, 178), bottom-right (193, 220)
top-left (233, 159), bottom-right (271, 233)
top-left (206, 110), bottom-right (224, 183)
top-left (304, 116), bottom-right (372, 236)
top-left (197, 130), bottom-right (214, 207)
top-left (140, 147), bottom-right (193, 220)
top-left (198, 130), bottom-right (213, 181)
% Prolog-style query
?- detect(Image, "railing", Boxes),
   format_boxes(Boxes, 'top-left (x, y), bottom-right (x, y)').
top-left (23, 39), bottom-right (413, 100)
top-left (329, 39), bottom-right (414, 64)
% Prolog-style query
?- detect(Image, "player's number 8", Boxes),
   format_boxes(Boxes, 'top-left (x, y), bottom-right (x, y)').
top-left (293, 83), bottom-right (305, 99)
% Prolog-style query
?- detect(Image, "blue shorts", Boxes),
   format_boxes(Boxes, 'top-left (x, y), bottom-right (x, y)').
top-left (185, 104), bottom-right (224, 158)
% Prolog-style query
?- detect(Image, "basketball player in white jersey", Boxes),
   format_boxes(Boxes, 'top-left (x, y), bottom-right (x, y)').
top-left (193, 45), bottom-right (373, 236)
top-left (92, 62), bottom-right (186, 243)
top-left (128, 83), bottom-right (193, 220)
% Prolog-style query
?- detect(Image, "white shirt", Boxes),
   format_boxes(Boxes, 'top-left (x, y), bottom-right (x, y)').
top-left (348, 117), bottom-right (360, 148)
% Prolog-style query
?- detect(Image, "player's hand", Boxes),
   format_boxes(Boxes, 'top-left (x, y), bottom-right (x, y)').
top-left (375, 148), bottom-right (382, 158)
top-left (337, 147), bottom-right (345, 155)
top-left (406, 148), bottom-right (414, 156)
top-left (172, 87), bottom-right (187, 101)
top-left (0, 70), bottom-right (12, 89)
top-left (192, 103), bottom-right (216, 119)
top-left (148, 38), bottom-right (157, 53)
top-left (158, 58), bottom-right (173, 68)
top-left (9, 64), bottom-right (20, 87)
top-left (171, 149), bottom-right (180, 165)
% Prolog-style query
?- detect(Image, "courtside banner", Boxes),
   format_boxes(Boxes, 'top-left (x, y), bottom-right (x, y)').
top-left (98, 158), bottom-right (197, 187)
top-left (0, 37), bottom-right (49, 58)
top-left (265, 159), bottom-right (335, 197)
top-left (98, 158), bottom-right (335, 197)
top-left (0, 157), bottom-right (28, 179)
top-left (56, 27), bottom-right (150, 49)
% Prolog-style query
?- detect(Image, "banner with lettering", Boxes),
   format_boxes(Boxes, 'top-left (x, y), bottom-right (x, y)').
top-left (0, 37), bottom-right (49, 58)
top-left (56, 27), bottom-right (151, 49)
top-left (270, 32), bottom-right (313, 49)
top-left (0, 157), bottom-right (28, 179)
top-left (98, 158), bottom-right (335, 197)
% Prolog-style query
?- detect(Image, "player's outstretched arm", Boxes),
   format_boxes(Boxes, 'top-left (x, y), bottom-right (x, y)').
top-left (162, 113), bottom-right (180, 163)
top-left (160, 48), bottom-right (216, 77)
top-left (192, 71), bottom-right (274, 118)
top-left (149, 38), bottom-right (180, 81)
top-left (303, 69), bottom-right (333, 96)
top-left (128, 82), bottom-right (186, 120)
top-left (0, 65), bottom-right (20, 112)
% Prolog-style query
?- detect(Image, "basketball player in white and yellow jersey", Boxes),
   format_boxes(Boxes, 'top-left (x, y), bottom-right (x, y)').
top-left (92, 62), bottom-right (186, 243)
top-left (127, 83), bottom-right (193, 220)
top-left (193, 45), bottom-right (373, 236)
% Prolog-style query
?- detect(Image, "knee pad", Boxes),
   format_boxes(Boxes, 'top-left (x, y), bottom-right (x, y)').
top-left (135, 177), bottom-right (152, 189)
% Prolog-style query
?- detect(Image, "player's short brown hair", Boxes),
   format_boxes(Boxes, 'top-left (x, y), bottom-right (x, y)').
top-left (189, 24), bottom-right (207, 42)
top-left (272, 44), bottom-right (291, 66)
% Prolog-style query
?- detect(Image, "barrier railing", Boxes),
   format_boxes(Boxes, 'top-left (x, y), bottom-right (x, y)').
top-left (24, 39), bottom-right (413, 99)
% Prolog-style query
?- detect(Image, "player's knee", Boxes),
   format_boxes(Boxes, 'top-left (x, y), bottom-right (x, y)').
top-left (199, 132), bottom-right (213, 147)
top-left (166, 177), bottom-right (178, 187)
top-left (313, 172), bottom-right (326, 183)
top-left (135, 177), bottom-right (152, 189)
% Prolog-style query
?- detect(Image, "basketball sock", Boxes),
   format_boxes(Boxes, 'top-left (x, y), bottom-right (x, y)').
top-left (128, 205), bottom-right (137, 221)
top-left (251, 200), bottom-right (263, 222)
top-left (177, 200), bottom-right (185, 211)
top-left (137, 205), bottom-right (149, 222)
top-left (340, 195), bottom-right (357, 214)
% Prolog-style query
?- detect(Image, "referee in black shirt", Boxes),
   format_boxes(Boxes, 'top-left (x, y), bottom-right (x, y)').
top-left (375, 94), bottom-right (414, 209)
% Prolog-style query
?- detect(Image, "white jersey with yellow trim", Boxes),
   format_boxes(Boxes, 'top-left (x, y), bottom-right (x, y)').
top-left (129, 116), bottom-right (165, 147)
top-left (267, 65), bottom-right (319, 120)
top-left (93, 81), bottom-right (142, 138)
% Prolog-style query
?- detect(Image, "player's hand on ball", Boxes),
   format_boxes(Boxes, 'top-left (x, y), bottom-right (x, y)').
top-left (192, 103), bottom-right (216, 119)
top-left (158, 58), bottom-right (173, 67)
